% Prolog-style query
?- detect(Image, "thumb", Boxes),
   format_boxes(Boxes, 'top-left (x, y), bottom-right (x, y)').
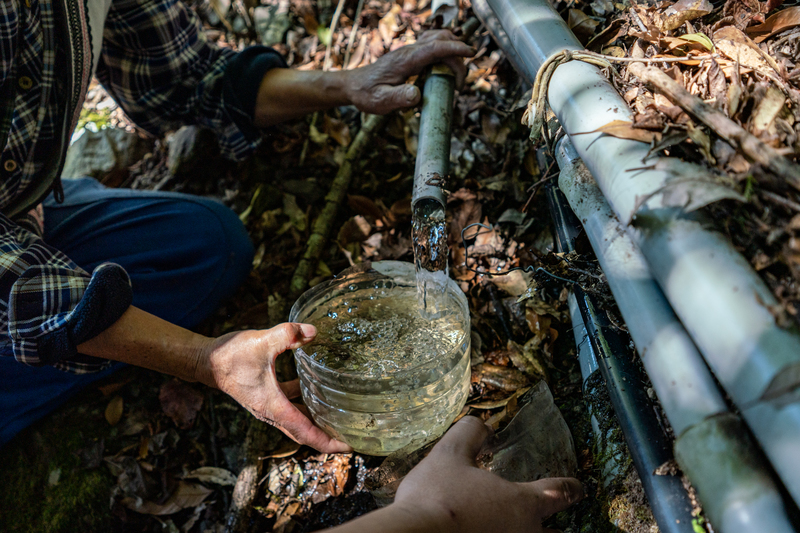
top-left (372, 84), bottom-right (421, 113)
top-left (525, 477), bottom-right (585, 518)
top-left (428, 416), bottom-right (490, 466)
top-left (263, 323), bottom-right (317, 356)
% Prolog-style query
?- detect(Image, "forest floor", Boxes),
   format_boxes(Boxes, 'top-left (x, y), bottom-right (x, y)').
top-left (3, 0), bottom-right (800, 531)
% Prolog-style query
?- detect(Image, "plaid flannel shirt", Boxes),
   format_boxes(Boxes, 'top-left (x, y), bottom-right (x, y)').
top-left (1, 0), bottom-right (280, 372)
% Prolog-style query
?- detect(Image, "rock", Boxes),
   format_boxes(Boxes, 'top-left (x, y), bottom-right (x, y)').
top-left (62, 127), bottom-right (153, 185)
top-left (166, 125), bottom-right (219, 176)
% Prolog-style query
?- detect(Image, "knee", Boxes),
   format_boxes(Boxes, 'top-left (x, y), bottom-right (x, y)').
top-left (198, 200), bottom-right (255, 278)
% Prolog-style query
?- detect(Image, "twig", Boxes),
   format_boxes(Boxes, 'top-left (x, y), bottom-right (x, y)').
top-left (761, 190), bottom-right (800, 213)
top-left (290, 113), bottom-right (388, 299)
top-left (626, 59), bottom-right (800, 191)
top-left (224, 421), bottom-right (283, 533)
top-left (210, 1), bottom-right (234, 32)
top-left (582, 51), bottom-right (720, 63)
top-left (344, 0), bottom-right (367, 68)
top-left (323, 0), bottom-right (348, 72)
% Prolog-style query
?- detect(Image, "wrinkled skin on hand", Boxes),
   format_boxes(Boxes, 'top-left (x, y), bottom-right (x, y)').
top-left (344, 30), bottom-right (475, 115)
top-left (200, 323), bottom-right (352, 453)
top-left (395, 416), bottom-right (585, 533)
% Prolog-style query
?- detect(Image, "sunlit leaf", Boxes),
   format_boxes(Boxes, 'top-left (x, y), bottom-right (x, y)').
top-left (655, 0), bottom-right (713, 31)
top-left (748, 6), bottom-right (800, 43)
top-left (680, 32), bottom-right (715, 51)
top-left (573, 120), bottom-right (661, 143)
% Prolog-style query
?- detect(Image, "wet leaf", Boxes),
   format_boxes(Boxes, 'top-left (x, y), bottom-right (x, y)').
top-left (123, 481), bottom-right (213, 516)
top-left (748, 6), bottom-right (800, 42)
top-left (184, 466), bottom-right (237, 486)
top-left (159, 380), bottom-right (204, 429)
top-left (105, 396), bottom-right (124, 426)
top-left (473, 363), bottom-right (530, 392)
top-left (655, 0), bottom-right (713, 31)
top-left (573, 120), bottom-right (661, 143)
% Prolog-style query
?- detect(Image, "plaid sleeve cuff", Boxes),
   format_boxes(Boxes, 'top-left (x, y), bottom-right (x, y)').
top-left (222, 45), bottom-right (288, 139)
top-left (10, 263), bottom-right (132, 373)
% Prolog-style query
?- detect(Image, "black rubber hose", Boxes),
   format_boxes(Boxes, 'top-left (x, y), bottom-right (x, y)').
top-left (544, 181), bottom-right (696, 533)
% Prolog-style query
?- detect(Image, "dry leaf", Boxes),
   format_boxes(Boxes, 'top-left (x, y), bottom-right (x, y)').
top-left (748, 6), bottom-right (800, 42)
top-left (750, 85), bottom-right (786, 136)
top-left (347, 195), bottom-right (384, 220)
top-left (656, 0), bottom-right (713, 31)
top-left (183, 467), bottom-right (237, 486)
top-left (573, 120), bottom-right (661, 143)
top-left (105, 396), bottom-right (123, 426)
top-left (260, 439), bottom-right (302, 459)
top-left (714, 26), bottom-right (776, 77)
top-left (378, 5), bottom-right (402, 48)
top-left (568, 9), bottom-right (599, 44)
top-left (323, 115), bottom-right (351, 147)
top-left (123, 481), bottom-right (212, 516)
top-left (159, 379), bottom-right (204, 429)
top-left (631, 159), bottom-right (745, 217)
top-left (468, 386), bottom-right (532, 409)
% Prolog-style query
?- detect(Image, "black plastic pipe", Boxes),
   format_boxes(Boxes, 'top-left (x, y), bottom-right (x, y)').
top-left (544, 182), bottom-right (695, 533)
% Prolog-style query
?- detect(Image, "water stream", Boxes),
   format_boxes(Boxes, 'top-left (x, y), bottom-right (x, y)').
top-left (412, 199), bottom-right (450, 319)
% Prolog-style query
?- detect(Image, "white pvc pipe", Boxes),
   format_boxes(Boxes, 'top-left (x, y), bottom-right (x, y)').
top-left (557, 138), bottom-right (796, 533)
top-left (486, 0), bottom-right (800, 504)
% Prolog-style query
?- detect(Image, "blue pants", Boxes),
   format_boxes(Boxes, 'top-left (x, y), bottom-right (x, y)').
top-left (0, 178), bottom-right (254, 446)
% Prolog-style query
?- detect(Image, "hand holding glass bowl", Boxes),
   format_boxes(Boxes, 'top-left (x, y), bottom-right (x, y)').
top-left (289, 261), bottom-right (471, 455)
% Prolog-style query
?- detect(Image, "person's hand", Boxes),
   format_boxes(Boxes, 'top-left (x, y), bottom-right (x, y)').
top-left (197, 322), bottom-right (352, 454)
top-left (343, 29), bottom-right (475, 115)
top-left (394, 416), bottom-right (584, 533)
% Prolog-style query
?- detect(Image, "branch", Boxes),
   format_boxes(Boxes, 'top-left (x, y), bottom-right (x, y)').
top-left (627, 60), bottom-right (800, 191)
top-left (289, 113), bottom-right (388, 299)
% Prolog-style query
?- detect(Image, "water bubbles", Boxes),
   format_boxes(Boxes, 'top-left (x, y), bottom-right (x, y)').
top-left (302, 285), bottom-right (465, 376)
top-left (348, 284), bottom-right (357, 291)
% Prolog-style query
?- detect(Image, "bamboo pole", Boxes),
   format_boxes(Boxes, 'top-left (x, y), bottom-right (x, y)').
top-left (289, 113), bottom-right (388, 299)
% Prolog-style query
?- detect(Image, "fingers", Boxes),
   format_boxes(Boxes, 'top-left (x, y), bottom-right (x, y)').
top-left (428, 416), bottom-right (490, 466)
top-left (525, 477), bottom-right (584, 518)
top-left (370, 84), bottom-right (421, 114)
top-left (273, 401), bottom-right (353, 453)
